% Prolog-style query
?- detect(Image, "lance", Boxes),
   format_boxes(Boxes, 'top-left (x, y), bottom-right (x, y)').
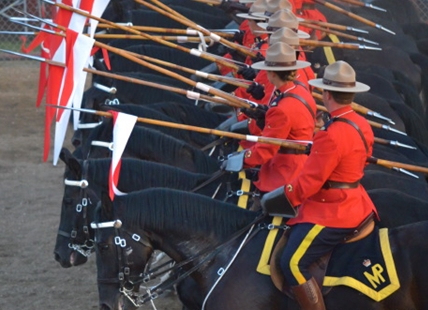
top-left (135, 0), bottom-right (259, 59)
top-left (312, 92), bottom-right (395, 124)
top-left (124, 52), bottom-right (250, 88)
top-left (43, 0), bottom-right (240, 71)
top-left (6, 17), bottom-right (253, 109)
top-left (0, 47), bottom-right (240, 110)
top-left (315, 103), bottom-right (407, 136)
top-left (45, 104), bottom-right (428, 174)
top-left (46, 104), bottom-right (310, 151)
top-left (299, 19), bottom-right (368, 34)
top-left (367, 157), bottom-right (428, 175)
top-left (2, 20), bottom-right (254, 110)
top-left (93, 33), bottom-right (216, 43)
top-left (334, 0), bottom-right (387, 12)
top-left (298, 38), bottom-right (381, 50)
top-left (298, 22), bottom-right (378, 45)
top-left (94, 24), bottom-right (235, 38)
top-left (84, 67), bottom-right (238, 107)
top-left (312, 0), bottom-right (395, 35)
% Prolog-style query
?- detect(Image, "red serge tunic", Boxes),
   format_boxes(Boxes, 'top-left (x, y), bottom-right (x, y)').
top-left (285, 106), bottom-right (378, 228)
top-left (218, 20), bottom-right (257, 76)
top-left (243, 81), bottom-right (316, 192)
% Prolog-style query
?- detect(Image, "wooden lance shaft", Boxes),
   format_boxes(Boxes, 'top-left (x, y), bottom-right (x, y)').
top-left (92, 40), bottom-right (250, 108)
top-left (367, 157), bottom-right (428, 174)
top-left (299, 19), bottom-right (367, 33)
top-left (83, 68), bottom-right (238, 107)
top-left (69, 108), bottom-right (309, 151)
top-left (312, 0), bottom-right (395, 34)
top-left (136, 0), bottom-right (258, 59)
top-left (51, 1), bottom-right (239, 70)
top-left (126, 52), bottom-right (249, 89)
top-left (95, 24), bottom-right (234, 38)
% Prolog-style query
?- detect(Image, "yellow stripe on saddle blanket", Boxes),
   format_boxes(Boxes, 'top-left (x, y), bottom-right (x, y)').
top-left (323, 34), bottom-right (340, 65)
top-left (256, 216), bottom-right (283, 275)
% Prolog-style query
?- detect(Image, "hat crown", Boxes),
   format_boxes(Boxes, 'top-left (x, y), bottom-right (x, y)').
top-left (264, 0), bottom-right (292, 15)
top-left (265, 42), bottom-right (297, 64)
top-left (249, 0), bottom-right (269, 13)
top-left (324, 61), bottom-right (356, 84)
top-left (269, 27), bottom-right (299, 46)
top-left (267, 9), bottom-right (298, 29)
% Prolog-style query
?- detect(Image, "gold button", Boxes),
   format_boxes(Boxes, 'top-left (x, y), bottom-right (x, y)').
top-left (286, 184), bottom-right (293, 192)
top-left (245, 151), bottom-right (252, 158)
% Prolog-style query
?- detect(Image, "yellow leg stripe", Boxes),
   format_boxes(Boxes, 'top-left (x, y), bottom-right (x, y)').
top-left (289, 225), bottom-right (325, 285)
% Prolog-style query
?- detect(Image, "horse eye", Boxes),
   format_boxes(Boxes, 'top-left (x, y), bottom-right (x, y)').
top-left (63, 198), bottom-right (73, 206)
top-left (97, 243), bottom-right (109, 252)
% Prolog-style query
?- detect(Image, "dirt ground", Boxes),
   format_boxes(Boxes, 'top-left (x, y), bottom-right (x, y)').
top-left (0, 61), bottom-right (181, 310)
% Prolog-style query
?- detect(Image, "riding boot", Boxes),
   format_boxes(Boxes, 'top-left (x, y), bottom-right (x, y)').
top-left (291, 277), bottom-right (326, 310)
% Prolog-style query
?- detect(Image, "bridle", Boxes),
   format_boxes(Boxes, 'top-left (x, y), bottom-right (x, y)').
top-left (91, 219), bottom-right (156, 307)
top-left (92, 213), bottom-right (268, 307)
top-left (57, 160), bottom-right (95, 258)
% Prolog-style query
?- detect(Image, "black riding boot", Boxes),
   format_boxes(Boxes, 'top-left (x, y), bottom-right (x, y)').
top-left (291, 277), bottom-right (326, 310)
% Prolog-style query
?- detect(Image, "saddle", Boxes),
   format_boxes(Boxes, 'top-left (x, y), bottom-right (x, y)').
top-left (270, 213), bottom-right (375, 298)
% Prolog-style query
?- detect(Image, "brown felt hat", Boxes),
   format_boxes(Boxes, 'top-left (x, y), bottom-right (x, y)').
top-left (251, 0), bottom-right (292, 18)
top-left (257, 9), bottom-right (310, 38)
top-left (236, 0), bottom-right (269, 20)
top-left (251, 42), bottom-right (311, 71)
top-left (309, 60), bottom-right (370, 92)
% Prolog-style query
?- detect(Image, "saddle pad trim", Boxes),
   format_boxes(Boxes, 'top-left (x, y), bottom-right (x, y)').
top-left (256, 216), bottom-right (283, 275)
top-left (323, 228), bottom-right (400, 301)
top-left (323, 34), bottom-right (340, 65)
top-left (236, 146), bottom-right (251, 209)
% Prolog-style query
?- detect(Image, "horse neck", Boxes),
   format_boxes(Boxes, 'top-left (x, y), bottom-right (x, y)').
top-left (150, 227), bottom-right (224, 286)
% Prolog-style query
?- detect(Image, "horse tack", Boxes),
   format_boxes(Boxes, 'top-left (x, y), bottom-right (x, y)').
top-left (59, 160), bottom-right (95, 258)
top-left (269, 214), bottom-right (375, 298)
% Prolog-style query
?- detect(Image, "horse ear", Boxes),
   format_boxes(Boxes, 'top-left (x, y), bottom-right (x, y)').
top-left (100, 190), bottom-right (114, 219)
top-left (61, 148), bottom-right (82, 177)
top-left (59, 147), bottom-right (72, 164)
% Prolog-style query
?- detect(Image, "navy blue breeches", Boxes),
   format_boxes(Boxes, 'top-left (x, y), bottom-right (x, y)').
top-left (280, 223), bottom-right (355, 286)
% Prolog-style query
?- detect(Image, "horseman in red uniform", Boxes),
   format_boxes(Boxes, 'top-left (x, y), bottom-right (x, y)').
top-left (261, 60), bottom-right (379, 310)
top-left (222, 43), bottom-right (316, 206)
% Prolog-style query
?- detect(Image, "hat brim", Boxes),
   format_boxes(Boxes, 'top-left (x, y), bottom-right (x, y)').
top-left (256, 23), bottom-right (310, 39)
top-left (308, 79), bottom-right (370, 93)
top-left (236, 12), bottom-right (267, 20)
top-left (251, 60), bottom-right (311, 71)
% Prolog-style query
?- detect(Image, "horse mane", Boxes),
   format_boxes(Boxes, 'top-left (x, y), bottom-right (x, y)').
top-left (119, 188), bottom-right (258, 238)
top-left (87, 158), bottom-right (211, 192)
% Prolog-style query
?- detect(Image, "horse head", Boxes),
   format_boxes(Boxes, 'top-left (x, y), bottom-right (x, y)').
top-left (54, 148), bottom-right (100, 267)
top-left (93, 191), bottom-right (154, 310)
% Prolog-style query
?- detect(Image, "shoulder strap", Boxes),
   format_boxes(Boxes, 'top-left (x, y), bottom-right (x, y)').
top-left (282, 93), bottom-right (316, 119)
top-left (323, 117), bottom-right (369, 155)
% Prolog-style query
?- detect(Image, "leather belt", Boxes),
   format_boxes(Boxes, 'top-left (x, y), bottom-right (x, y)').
top-left (322, 180), bottom-right (360, 189)
top-left (302, 3), bottom-right (315, 10)
top-left (278, 148), bottom-right (306, 155)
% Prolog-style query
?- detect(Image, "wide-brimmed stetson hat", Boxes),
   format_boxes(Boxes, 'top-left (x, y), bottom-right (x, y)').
top-left (308, 61), bottom-right (370, 92)
top-left (257, 9), bottom-right (310, 39)
top-left (269, 27), bottom-right (300, 48)
top-left (268, 27), bottom-right (312, 52)
top-left (251, 42), bottom-right (311, 71)
top-left (251, 0), bottom-right (292, 18)
top-left (236, 0), bottom-right (269, 20)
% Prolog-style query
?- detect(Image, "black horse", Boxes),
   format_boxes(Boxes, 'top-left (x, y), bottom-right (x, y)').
top-left (93, 187), bottom-right (428, 310)
top-left (53, 149), bottom-right (249, 267)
